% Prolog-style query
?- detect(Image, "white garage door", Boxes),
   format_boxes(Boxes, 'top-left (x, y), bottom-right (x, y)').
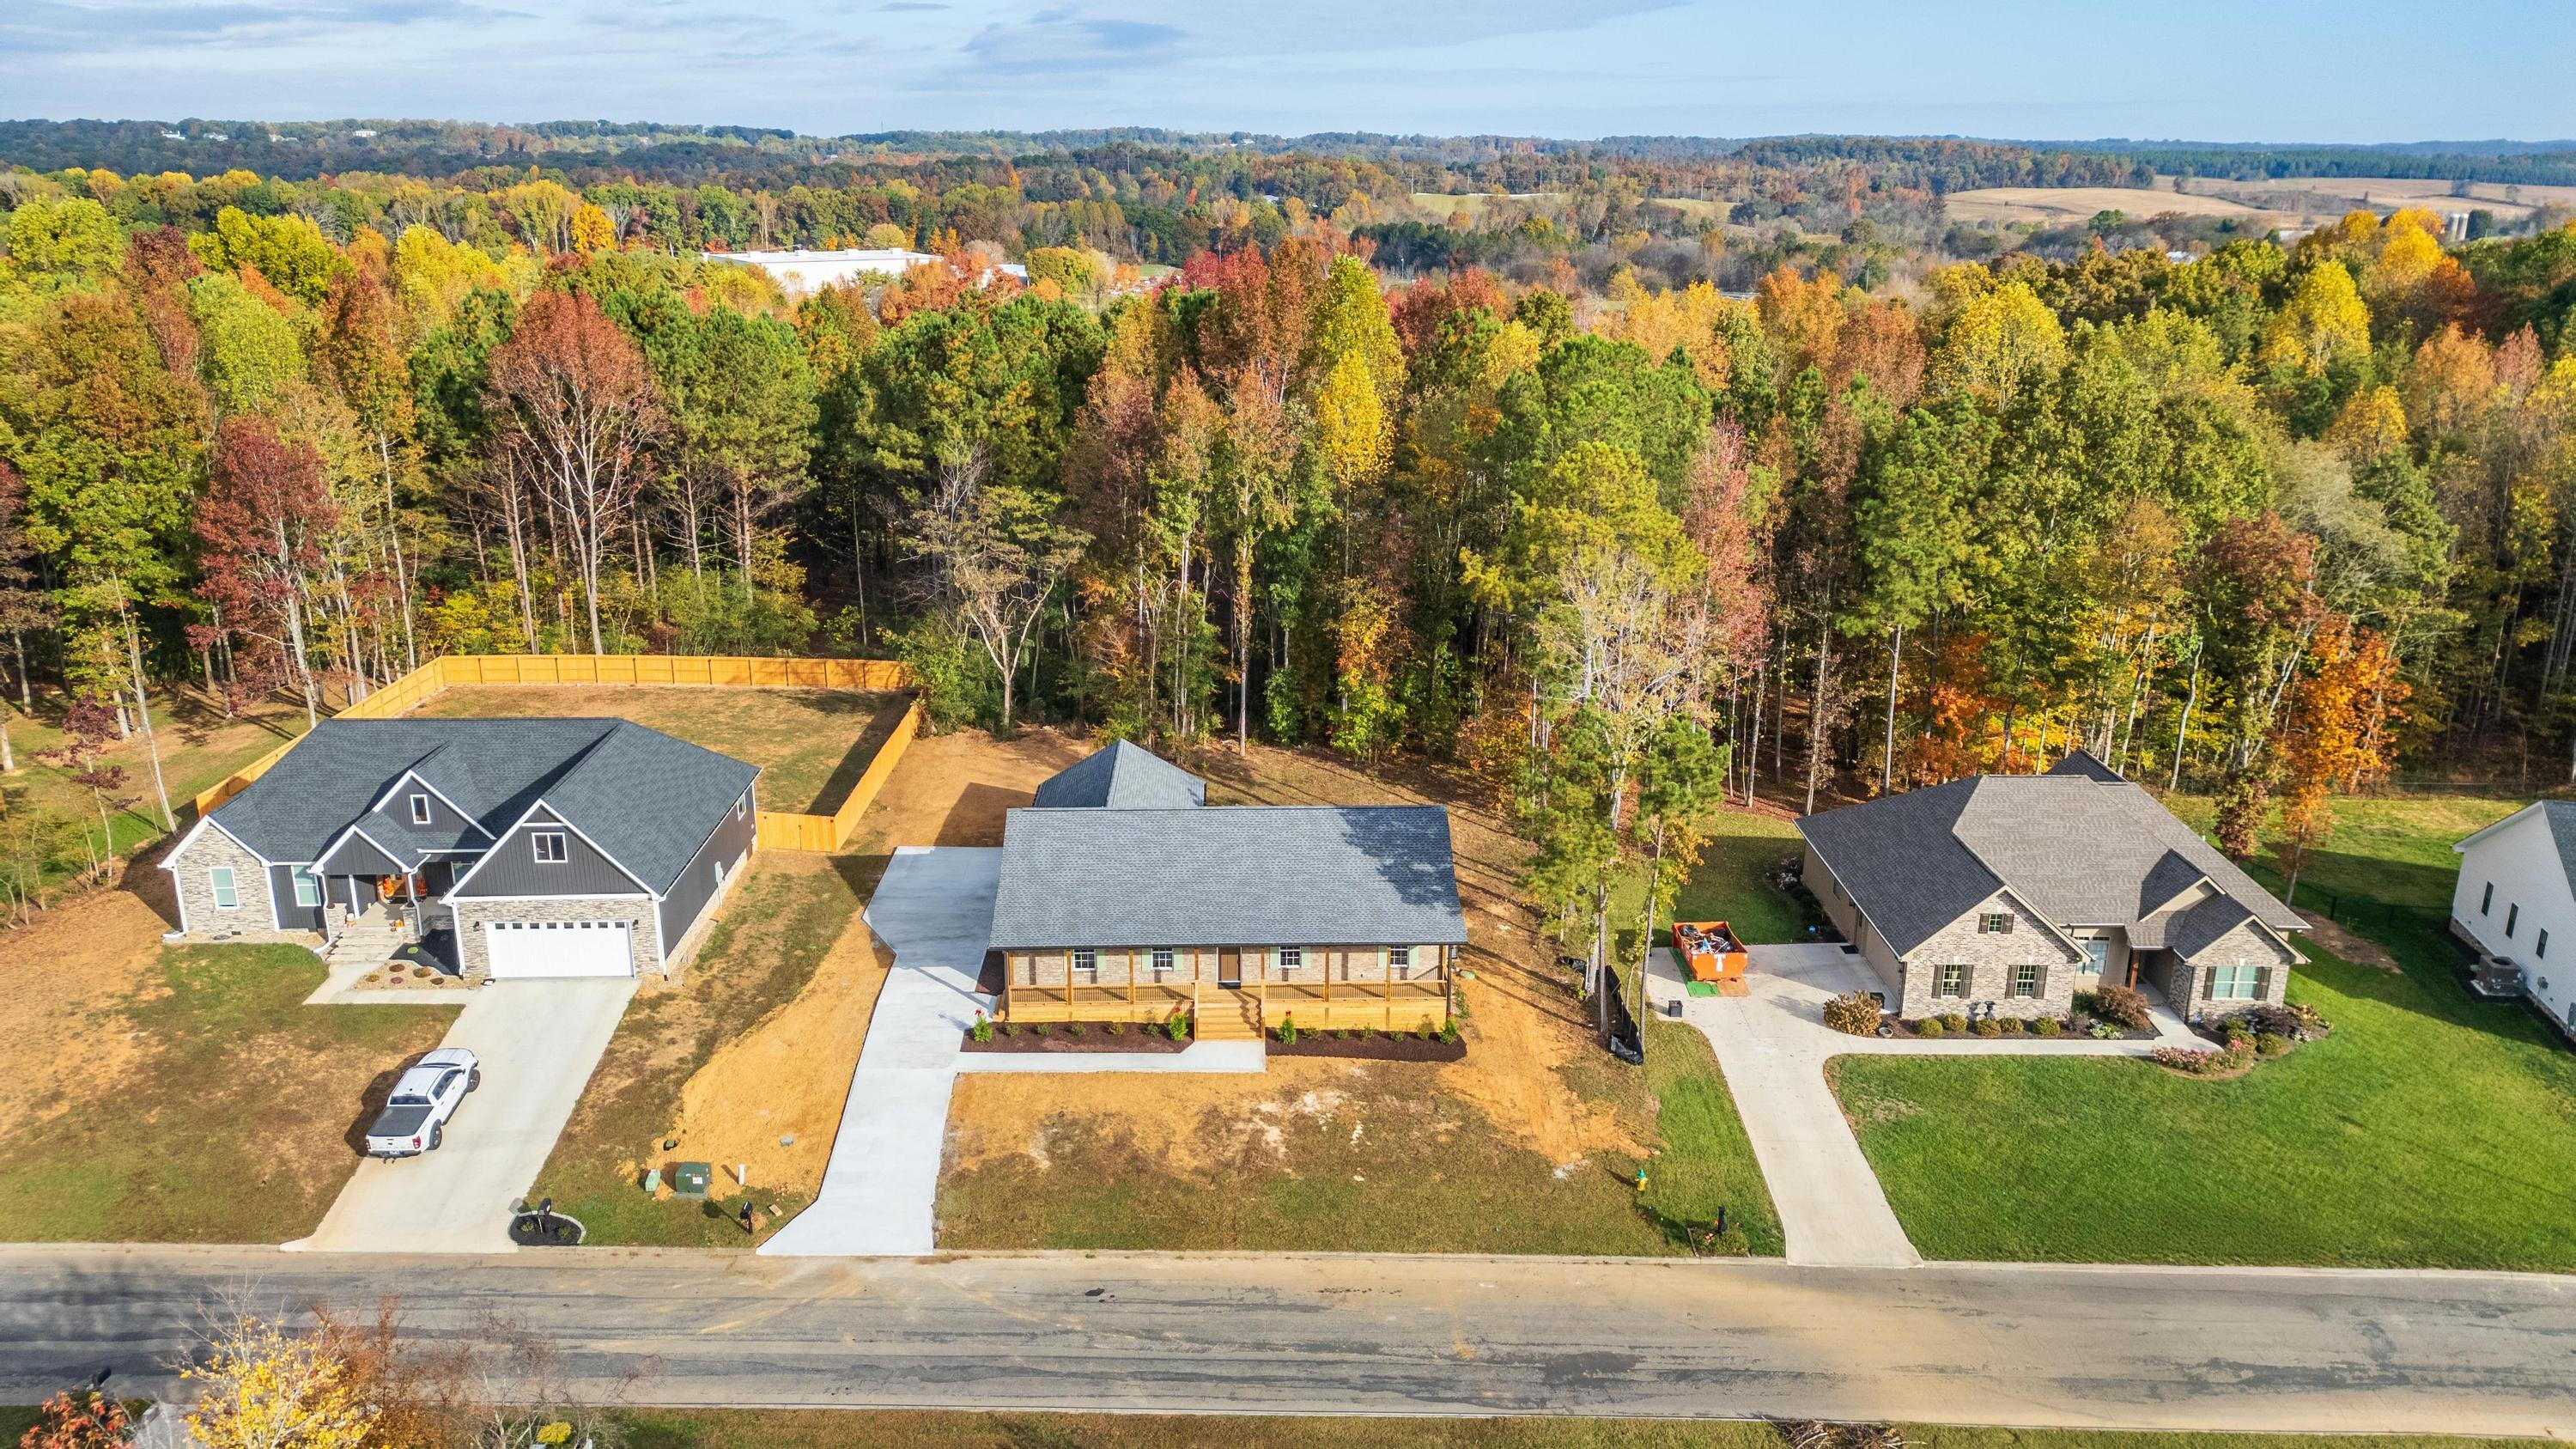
top-left (483, 919), bottom-right (635, 978)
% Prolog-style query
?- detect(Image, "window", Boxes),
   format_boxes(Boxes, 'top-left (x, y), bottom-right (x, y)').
top-left (1277, 945), bottom-right (1303, 973)
top-left (2081, 939), bottom-right (2109, 975)
top-left (1072, 947), bottom-right (1097, 979)
top-left (2538, 929), bottom-right (2551, 960)
top-left (1151, 947), bottom-right (1175, 977)
top-left (1388, 945), bottom-right (1412, 978)
top-left (2208, 963), bottom-right (2266, 1001)
top-left (2009, 964), bottom-right (2042, 998)
top-left (209, 866), bottom-right (240, 910)
top-left (1978, 913), bottom-right (2014, 935)
top-left (735, 792), bottom-right (748, 820)
top-left (2506, 903), bottom-right (2520, 938)
top-left (409, 794), bottom-right (431, 825)
top-left (1936, 963), bottom-right (1966, 998)
top-left (290, 867), bottom-right (322, 908)
top-left (2481, 881), bottom-right (2494, 915)
top-left (532, 831), bottom-right (568, 864)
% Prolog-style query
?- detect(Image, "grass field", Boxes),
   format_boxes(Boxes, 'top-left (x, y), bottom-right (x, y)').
top-left (1666, 807), bottom-right (1817, 945)
top-left (1832, 791), bottom-right (2576, 1270)
top-left (1941, 186), bottom-right (2293, 230)
top-left (410, 685), bottom-right (912, 814)
top-left (611, 1413), bottom-right (2540, 1449)
top-left (2178, 174), bottom-right (2576, 225)
top-left (526, 855), bottom-right (871, 1245)
top-left (0, 943), bottom-right (457, 1243)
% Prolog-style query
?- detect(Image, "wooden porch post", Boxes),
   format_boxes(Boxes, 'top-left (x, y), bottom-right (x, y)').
top-left (1066, 951), bottom-right (1074, 1011)
top-left (1127, 948), bottom-right (1137, 1020)
top-left (1386, 947), bottom-right (1394, 1029)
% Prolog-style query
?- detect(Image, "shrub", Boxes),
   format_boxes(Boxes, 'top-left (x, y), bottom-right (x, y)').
top-left (1166, 1011), bottom-right (1191, 1042)
top-left (1939, 1013), bottom-right (1968, 1034)
top-left (2153, 1044), bottom-right (2216, 1073)
top-left (2256, 1032), bottom-right (2290, 1056)
top-left (2000, 1016), bottom-right (2026, 1035)
top-left (1276, 1014), bottom-right (1300, 1045)
top-left (2243, 1002), bottom-right (2304, 1038)
top-left (999, 1020), bottom-right (1018, 1037)
top-left (1972, 1018), bottom-right (2004, 1038)
top-left (1065, 1020), bottom-right (1085, 1037)
top-left (2032, 1015), bottom-right (2063, 1037)
top-left (2221, 1017), bottom-right (2252, 1045)
top-left (1822, 990), bottom-right (1881, 1036)
top-left (1915, 1020), bottom-right (1943, 1038)
top-left (2072, 989), bottom-right (2100, 1018)
top-left (970, 1012), bottom-right (993, 1043)
top-left (1416, 1017), bottom-right (1437, 1039)
top-left (1437, 1017), bottom-right (1461, 1044)
top-left (1032, 1022), bottom-right (1051, 1038)
top-left (1106, 1020), bottom-right (1126, 1035)
top-left (2088, 1021), bottom-right (2118, 1039)
top-left (2093, 984), bottom-right (2153, 1032)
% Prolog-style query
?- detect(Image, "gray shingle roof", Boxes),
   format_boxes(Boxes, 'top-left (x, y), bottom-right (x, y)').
top-left (988, 804), bottom-right (1469, 951)
top-left (207, 718), bottom-right (757, 893)
top-left (2535, 802), bottom-right (2576, 894)
top-left (1797, 766), bottom-right (2304, 958)
top-left (1030, 741), bottom-right (1208, 810)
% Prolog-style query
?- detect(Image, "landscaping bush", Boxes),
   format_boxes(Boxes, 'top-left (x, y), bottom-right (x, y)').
top-left (2087, 1021), bottom-right (2118, 1039)
top-left (1972, 1018), bottom-right (2004, 1038)
top-left (1437, 1017), bottom-right (1460, 1044)
top-left (1032, 1023), bottom-right (1051, 1038)
top-left (1276, 1014), bottom-right (1300, 1045)
top-left (1065, 1020), bottom-right (1084, 1038)
top-left (2072, 989), bottom-right (2100, 1018)
top-left (2256, 1032), bottom-right (2291, 1056)
top-left (970, 1013), bottom-right (993, 1044)
top-left (1165, 1011), bottom-right (1191, 1042)
top-left (2221, 1017), bottom-right (2252, 1044)
top-left (998, 1020), bottom-right (1018, 1037)
top-left (2000, 1017), bottom-right (2025, 1035)
top-left (1106, 1020), bottom-right (1125, 1035)
top-left (2093, 984), bottom-right (2153, 1032)
top-left (1938, 1013), bottom-right (1967, 1034)
top-left (1822, 990), bottom-right (1881, 1036)
top-left (2152, 1044), bottom-right (2217, 1073)
top-left (2243, 1002), bottom-right (2306, 1039)
top-left (1915, 1020), bottom-right (1943, 1038)
top-left (2032, 1016), bottom-right (2063, 1038)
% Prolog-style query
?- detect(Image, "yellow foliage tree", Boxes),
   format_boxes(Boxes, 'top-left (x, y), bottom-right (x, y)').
top-left (861, 221), bottom-right (911, 249)
top-left (1755, 265), bottom-right (1844, 375)
top-left (2260, 261), bottom-right (2371, 375)
top-left (2325, 385), bottom-right (2411, 462)
top-left (569, 203), bottom-right (617, 254)
top-left (1597, 280), bottom-right (1739, 391)
top-left (1931, 280), bottom-right (2065, 409)
top-left (2403, 324), bottom-right (2500, 441)
top-left (1314, 350), bottom-right (1393, 502)
top-left (185, 1312), bottom-right (379, 1449)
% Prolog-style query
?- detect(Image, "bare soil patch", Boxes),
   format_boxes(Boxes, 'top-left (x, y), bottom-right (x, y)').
top-left (962, 1026), bottom-right (1188, 1055)
top-left (2302, 913), bottom-right (2400, 971)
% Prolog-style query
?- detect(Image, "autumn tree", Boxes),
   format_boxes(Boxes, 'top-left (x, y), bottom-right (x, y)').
top-left (197, 417), bottom-right (338, 725)
top-left (15, 1390), bottom-right (131, 1449)
top-left (901, 447), bottom-right (1090, 732)
top-left (2274, 617), bottom-right (2407, 902)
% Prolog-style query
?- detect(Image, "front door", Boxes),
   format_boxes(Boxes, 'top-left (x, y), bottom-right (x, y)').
top-left (1218, 947), bottom-right (1242, 989)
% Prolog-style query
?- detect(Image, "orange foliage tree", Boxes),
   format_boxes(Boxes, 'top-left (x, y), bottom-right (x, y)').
top-left (2274, 617), bottom-right (2408, 904)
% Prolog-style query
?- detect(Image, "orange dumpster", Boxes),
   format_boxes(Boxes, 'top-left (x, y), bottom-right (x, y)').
top-left (1673, 921), bottom-right (1748, 983)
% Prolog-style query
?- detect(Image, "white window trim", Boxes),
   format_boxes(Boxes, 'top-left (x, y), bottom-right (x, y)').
top-left (532, 831), bottom-right (569, 864)
top-left (1151, 947), bottom-right (1176, 977)
top-left (209, 866), bottom-right (240, 910)
top-left (290, 867), bottom-right (323, 908)
top-left (1388, 945), bottom-right (1412, 977)
top-left (365, 770), bottom-right (494, 840)
top-left (409, 794), bottom-right (432, 825)
top-left (1276, 945), bottom-right (1304, 973)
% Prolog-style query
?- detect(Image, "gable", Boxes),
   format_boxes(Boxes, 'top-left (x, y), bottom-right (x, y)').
top-left (447, 805), bottom-right (650, 898)
top-left (1911, 889), bottom-right (2086, 964)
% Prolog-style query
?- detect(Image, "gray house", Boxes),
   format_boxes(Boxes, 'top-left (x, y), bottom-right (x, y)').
top-left (161, 718), bottom-right (758, 979)
top-left (1796, 752), bottom-right (2306, 1022)
top-left (986, 743), bottom-right (1470, 1041)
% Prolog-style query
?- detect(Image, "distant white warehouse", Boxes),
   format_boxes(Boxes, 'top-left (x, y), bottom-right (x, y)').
top-left (700, 247), bottom-right (1028, 297)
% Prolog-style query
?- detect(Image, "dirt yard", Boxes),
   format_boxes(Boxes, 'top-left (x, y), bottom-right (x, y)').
top-left (529, 726), bottom-right (1087, 1245)
top-left (0, 864), bottom-right (457, 1242)
top-left (936, 740), bottom-right (1777, 1256)
top-left (410, 684), bottom-right (913, 813)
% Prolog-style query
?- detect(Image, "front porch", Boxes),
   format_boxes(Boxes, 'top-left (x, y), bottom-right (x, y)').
top-left (999, 977), bottom-right (1454, 1032)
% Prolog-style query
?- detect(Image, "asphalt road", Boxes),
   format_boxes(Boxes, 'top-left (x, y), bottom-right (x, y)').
top-left (4, 1246), bottom-right (2573, 1433)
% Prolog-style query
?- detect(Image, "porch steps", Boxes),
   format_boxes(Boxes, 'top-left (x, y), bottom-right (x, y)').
top-left (1195, 997), bottom-right (1265, 1042)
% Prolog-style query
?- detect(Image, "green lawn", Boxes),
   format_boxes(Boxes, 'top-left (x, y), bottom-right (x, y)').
top-left (613, 1413), bottom-right (2537, 1449)
top-left (0, 946), bottom-right (457, 1243)
top-left (935, 1016), bottom-right (1779, 1257)
top-left (411, 685), bottom-right (912, 814)
top-left (1832, 791), bottom-right (2576, 1270)
top-left (1671, 808), bottom-right (1816, 944)
top-left (527, 856), bottom-right (870, 1245)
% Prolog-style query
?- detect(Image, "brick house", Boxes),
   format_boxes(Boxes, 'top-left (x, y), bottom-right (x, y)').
top-left (1795, 752), bottom-right (2306, 1023)
top-left (985, 742), bottom-right (1470, 1041)
top-left (160, 718), bottom-right (757, 980)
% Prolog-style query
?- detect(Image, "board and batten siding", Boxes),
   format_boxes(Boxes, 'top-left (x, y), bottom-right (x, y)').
top-left (658, 789), bottom-right (756, 951)
top-left (265, 862), bottom-right (326, 932)
top-left (450, 805), bottom-right (648, 898)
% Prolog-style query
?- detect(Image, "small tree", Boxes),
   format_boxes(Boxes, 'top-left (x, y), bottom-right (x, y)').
top-left (900, 447), bottom-right (1088, 732)
top-left (182, 1309), bottom-right (377, 1449)
top-left (40, 701), bottom-right (129, 879)
top-left (16, 1390), bottom-right (131, 1449)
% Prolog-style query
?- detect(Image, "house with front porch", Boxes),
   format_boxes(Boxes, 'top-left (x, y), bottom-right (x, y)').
top-left (1795, 751), bottom-right (2306, 1023)
top-left (985, 742), bottom-right (1469, 1040)
top-left (160, 717), bottom-right (757, 979)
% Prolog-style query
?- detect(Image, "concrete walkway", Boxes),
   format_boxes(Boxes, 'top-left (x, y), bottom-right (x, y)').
top-left (1647, 943), bottom-right (2189, 1269)
top-left (764, 848), bottom-right (1267, 1258)
top-left (296, 977), bottom-right (635, 1253)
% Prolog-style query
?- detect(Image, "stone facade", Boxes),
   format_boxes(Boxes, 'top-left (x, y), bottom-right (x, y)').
top-left (1009, 942), bottom-right (1448, 988)
top-left (447, 895), bottom-right (659, 979)
top-left (2166, 918), bottom-right (2296, 1020)
top-left (1887, 892), bottom-right (2083, 1021)
top-left (171, 828), bottom-right (287, 940)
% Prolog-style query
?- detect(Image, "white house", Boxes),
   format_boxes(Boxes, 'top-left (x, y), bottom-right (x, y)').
top-left (699, 247), bottom-right (940, 296)
top-left (2451, 801), bottom-right (2576, 1032)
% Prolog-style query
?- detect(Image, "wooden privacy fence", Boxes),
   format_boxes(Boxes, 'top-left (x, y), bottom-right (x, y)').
top-left (192, 654), bottom-right (919, 854)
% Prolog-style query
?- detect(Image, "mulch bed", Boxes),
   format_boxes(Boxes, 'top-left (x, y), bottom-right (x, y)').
top-left (1268, 1033), bottom-right (1466, 1062)
top-left (962, 1025), bottom-right (1190, 1054)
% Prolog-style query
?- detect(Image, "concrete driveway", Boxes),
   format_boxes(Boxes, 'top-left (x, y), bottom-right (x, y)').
top-left (764, 845), bottom-right (1262, 1257)
top-left (1648, 943), bottom-right (2189, 1269)
top-left (296, 977), bottom-right (636, 1253)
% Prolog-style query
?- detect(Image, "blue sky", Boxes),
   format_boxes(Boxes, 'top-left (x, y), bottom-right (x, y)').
top-left (3, 0), bottom-right (2568, 143)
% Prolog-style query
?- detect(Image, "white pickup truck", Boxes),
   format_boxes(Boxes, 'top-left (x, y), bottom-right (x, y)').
top-left (363, 1048), bottom-right (481, 1157)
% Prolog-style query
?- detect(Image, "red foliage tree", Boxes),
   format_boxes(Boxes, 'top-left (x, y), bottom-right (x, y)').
top-left (196, 416), bottom-right (337, 723)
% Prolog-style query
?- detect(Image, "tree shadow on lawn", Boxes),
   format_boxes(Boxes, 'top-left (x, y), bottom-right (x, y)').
top-left (2281, 847), bottom-right (2465, 918)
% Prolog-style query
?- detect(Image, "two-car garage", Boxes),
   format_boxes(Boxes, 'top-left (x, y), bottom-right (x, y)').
top-left (482, 919), bottom-right (638, 978)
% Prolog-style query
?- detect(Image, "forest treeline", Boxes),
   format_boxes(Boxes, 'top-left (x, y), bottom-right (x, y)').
top-left (4, 148), bottom-right (2576, 938)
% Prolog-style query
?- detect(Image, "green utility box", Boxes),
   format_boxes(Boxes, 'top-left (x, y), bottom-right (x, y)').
top-left (672, 1161), bottom-right (713, 1199)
